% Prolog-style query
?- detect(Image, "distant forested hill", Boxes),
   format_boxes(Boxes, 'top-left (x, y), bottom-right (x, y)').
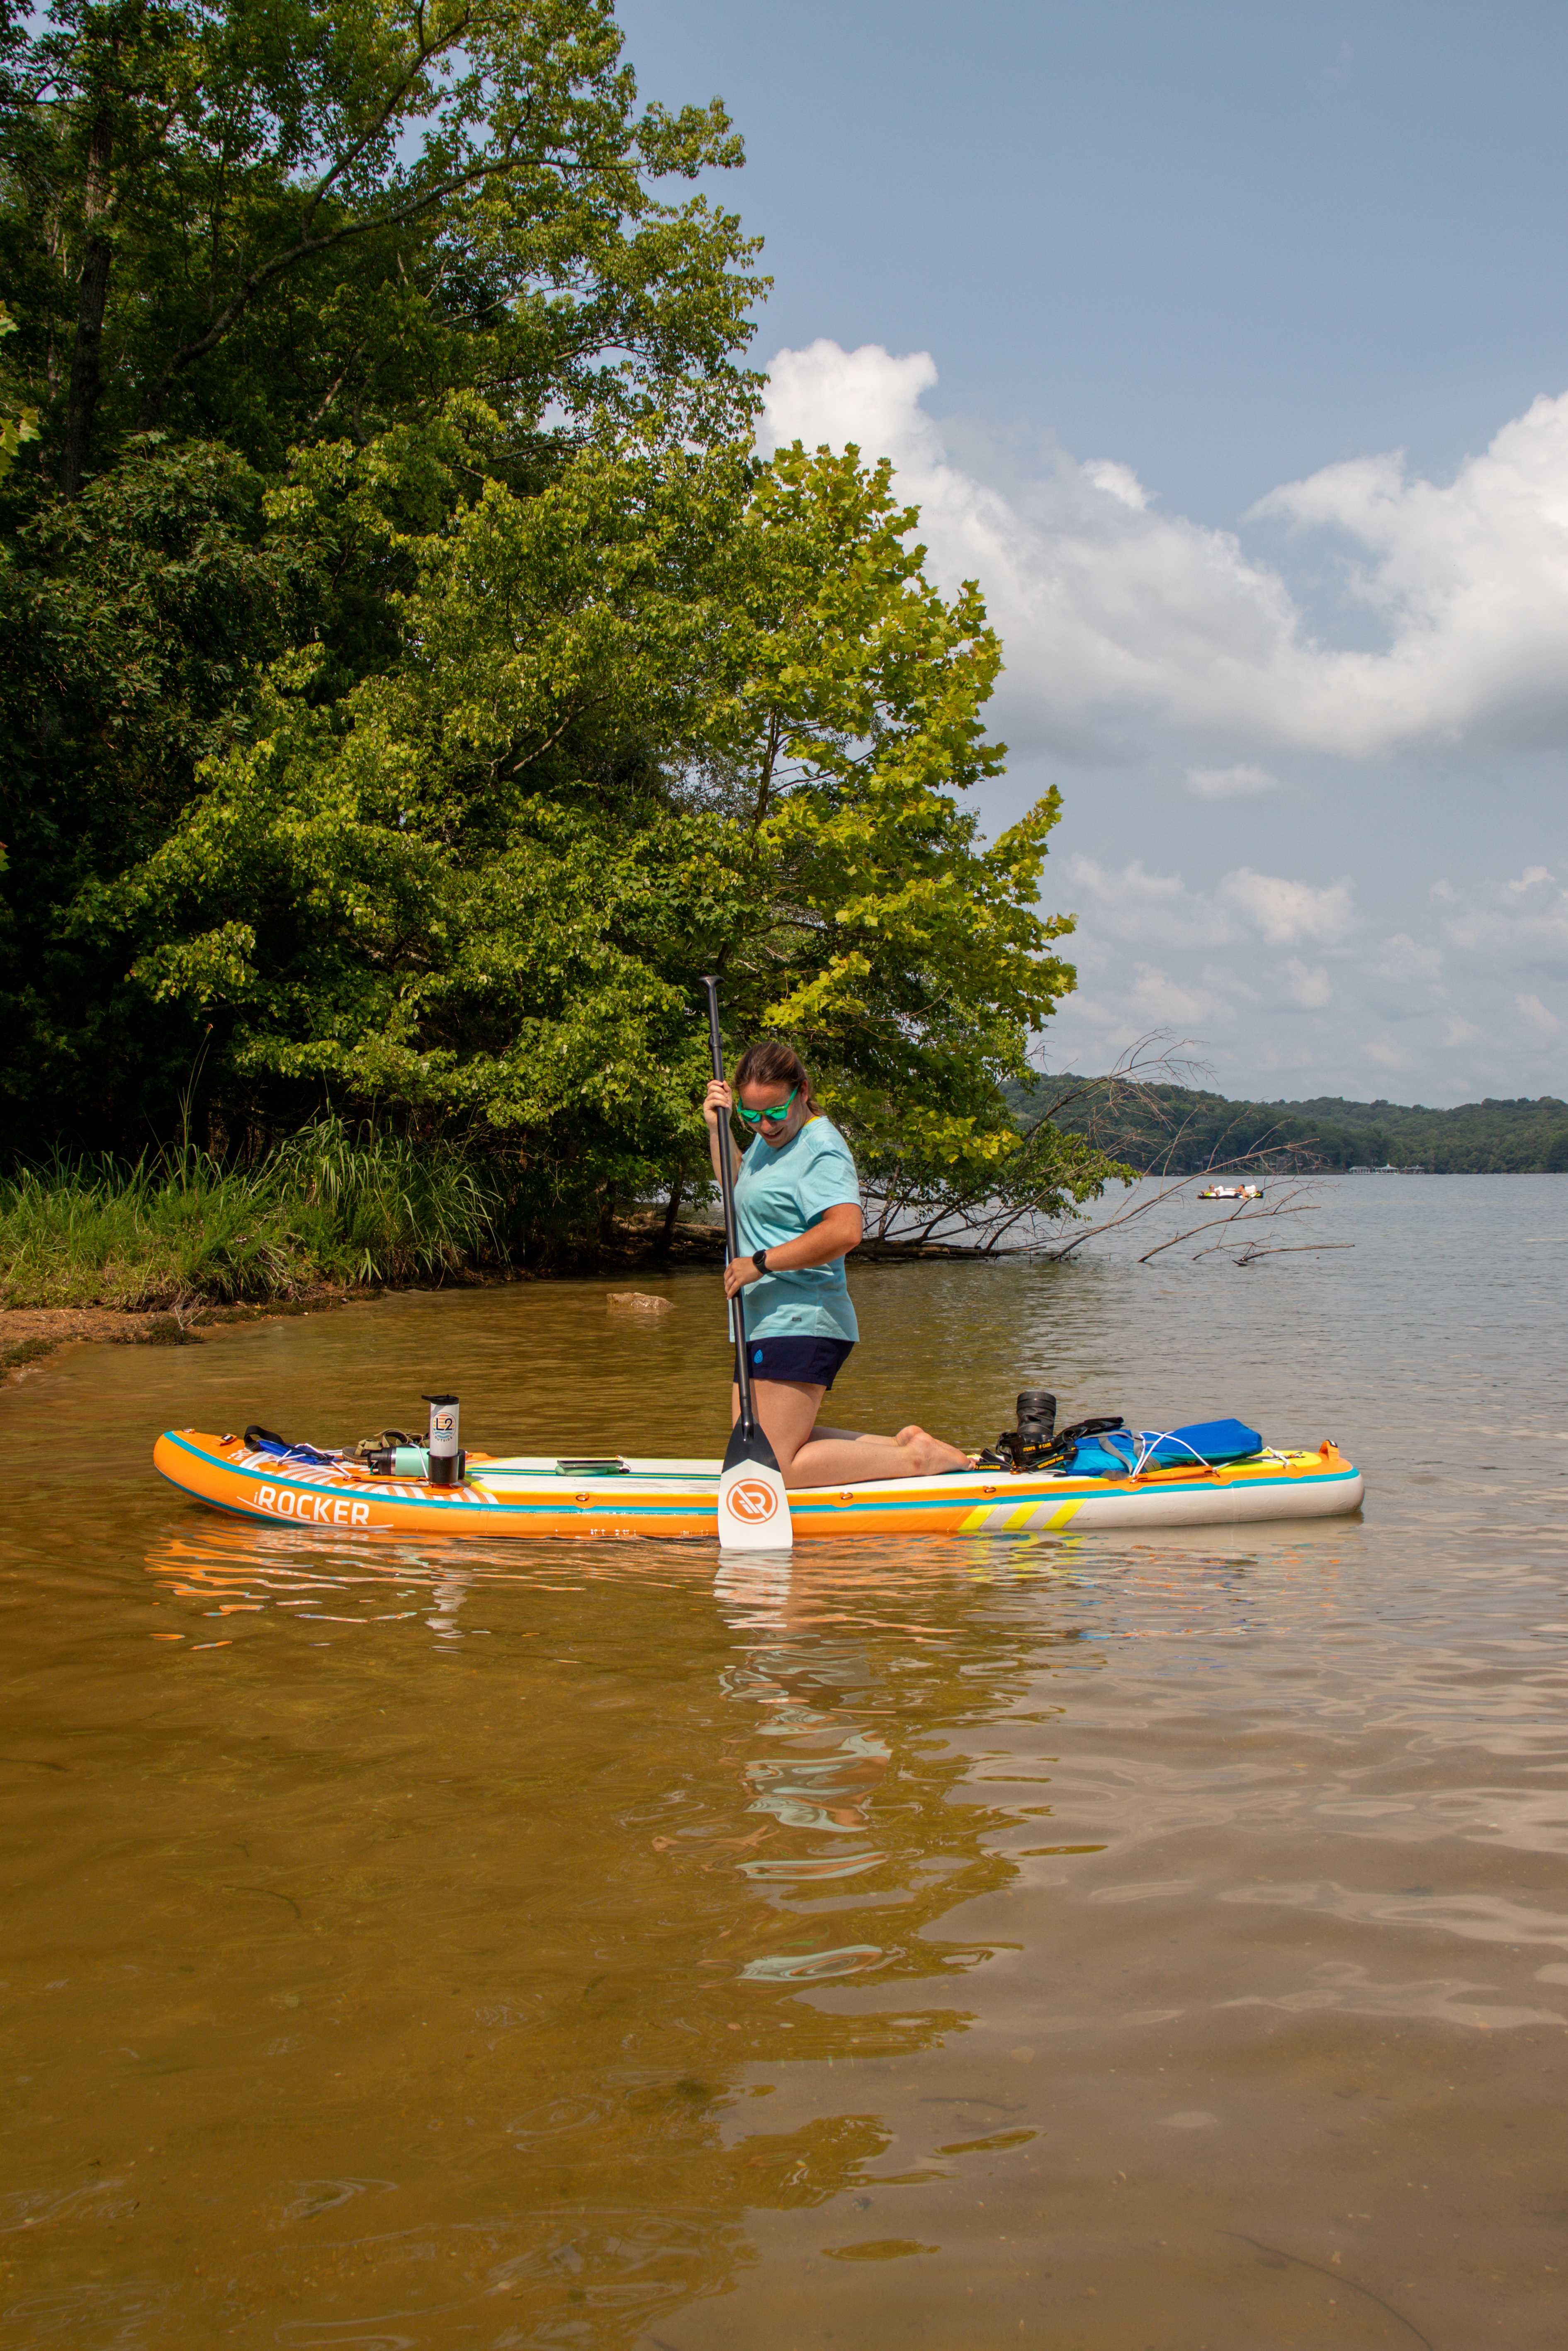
top-left (1008, 1079), bottom-right (1568, 1174)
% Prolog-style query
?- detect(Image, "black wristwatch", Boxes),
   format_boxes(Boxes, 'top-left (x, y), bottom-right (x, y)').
top-left (751, 1249), bottom-right (770, 1275)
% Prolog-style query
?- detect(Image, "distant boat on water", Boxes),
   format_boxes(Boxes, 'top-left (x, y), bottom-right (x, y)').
top-left (1198, 1182), bottom-right (1264, 1201)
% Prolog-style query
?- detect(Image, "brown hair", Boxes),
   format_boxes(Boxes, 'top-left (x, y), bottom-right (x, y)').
top-left (733, 1039), bottom-right (822, 1116)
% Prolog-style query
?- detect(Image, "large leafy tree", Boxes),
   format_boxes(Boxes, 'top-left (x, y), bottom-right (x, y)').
top-left (0, 301), bottom-right (37, 473)
top-left (0, 0), bottom-right (760, 491)
top-left (0, 0), bottom-right (1110, 1250)
top-left (103, 421), bottom-right (1090, 1248)
top-left (0, 0), bottom-right (761, 1147)
top-left (0, 436), bottom-right (301, 1128)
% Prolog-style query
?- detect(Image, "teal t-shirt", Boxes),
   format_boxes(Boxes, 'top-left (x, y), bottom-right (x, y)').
top-left (733, 1116), bottom-right (861, 1342)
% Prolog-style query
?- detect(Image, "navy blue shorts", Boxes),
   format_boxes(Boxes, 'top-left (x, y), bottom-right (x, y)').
top-left (744, 1336), bottom-right (854, 1389)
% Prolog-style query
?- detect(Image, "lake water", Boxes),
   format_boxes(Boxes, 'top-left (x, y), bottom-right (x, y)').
top-left (2, 1176), bottom-right (1566, 2349)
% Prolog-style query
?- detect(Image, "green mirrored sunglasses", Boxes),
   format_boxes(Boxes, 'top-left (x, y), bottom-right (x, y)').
top-left (735, 1084), bottom-right (799, 1127)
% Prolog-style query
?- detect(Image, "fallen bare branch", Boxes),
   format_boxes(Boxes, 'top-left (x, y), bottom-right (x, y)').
top-left (1144, 1200), bottom-right (1315, 1264)
top-left (1230, 1240), bottom-right (1356, 1263)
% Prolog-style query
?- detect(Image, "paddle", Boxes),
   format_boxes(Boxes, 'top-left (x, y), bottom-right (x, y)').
top-left (701, 977), bottom-right (794, 1551)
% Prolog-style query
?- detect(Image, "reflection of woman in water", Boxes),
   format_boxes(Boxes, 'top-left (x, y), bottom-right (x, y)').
top-left (702, 1038), bottom-right (969, 1488)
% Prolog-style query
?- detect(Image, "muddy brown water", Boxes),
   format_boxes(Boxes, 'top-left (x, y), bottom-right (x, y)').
top-left (2, 1177), bottom-right (1566, 2349)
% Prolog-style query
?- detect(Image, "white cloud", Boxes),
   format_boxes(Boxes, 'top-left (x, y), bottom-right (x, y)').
top-left (1186, 761), bottom-right (1282, 800)
top-left (1515, 991), bottom-right (1565, 1041)
top-left (1123, 963), bottom-right (1209, 1026)
top-left (1441, 1016), bottom-right (1485, 1050)
top-left (1218, 869), bottom-right (1354, 948)
top-left (761, 343), bottom-right (1568, 1099)
top-left (1439, 865), bottom-right (1568, 972)
top-left (1369, 934), bottom-right (1446, 988)
top-left (761, 341), bottom-right (1568, 762)
top-left (1067, 855), bottom-right (1225, 953)
top-left (1284, 958), bottom-right (1334, 1010)
top-left (1082, 460), bottom-right (1149, 511)
top-left (1047, 855), bottom-right (1568, 1099)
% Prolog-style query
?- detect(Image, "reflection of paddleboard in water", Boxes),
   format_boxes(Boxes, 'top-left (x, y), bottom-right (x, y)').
top-left (712, 1555), bottom-right (793, 1629)
top-left (153, 1428), bottom-right (1364, 1542)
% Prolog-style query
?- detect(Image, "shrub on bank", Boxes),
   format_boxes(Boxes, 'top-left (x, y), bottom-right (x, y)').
top-left (0, 1118), bottom-right (505, 1310)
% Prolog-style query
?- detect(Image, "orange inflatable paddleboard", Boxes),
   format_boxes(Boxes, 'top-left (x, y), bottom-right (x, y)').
top-left (153, 1428), bottom-right (1364, 1544)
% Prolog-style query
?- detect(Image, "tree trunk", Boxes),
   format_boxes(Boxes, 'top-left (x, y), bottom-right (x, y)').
top-left (656, 1167), bottom-right (685, 1252)
top-left (60, 105), bottom-right (115, 501)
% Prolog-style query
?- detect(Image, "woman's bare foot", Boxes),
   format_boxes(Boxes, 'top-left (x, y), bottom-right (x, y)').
top-left (894, 1425), bottom-right (972, 1474)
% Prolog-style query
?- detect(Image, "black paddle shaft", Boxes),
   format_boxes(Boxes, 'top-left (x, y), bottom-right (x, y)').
top-left (701, 977), bottom-right (757, 1439)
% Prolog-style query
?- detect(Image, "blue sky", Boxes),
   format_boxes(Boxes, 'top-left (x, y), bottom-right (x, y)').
top-left (624, 0), bottom-right (1568, 1104)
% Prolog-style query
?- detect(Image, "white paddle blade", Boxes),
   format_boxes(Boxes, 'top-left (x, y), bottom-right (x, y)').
top-left (717, 1459), bottom-right (793, 1552)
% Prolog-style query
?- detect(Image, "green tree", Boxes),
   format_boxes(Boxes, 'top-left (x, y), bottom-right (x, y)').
top-left (0, 0), bottom-right (760, 493)
top-left (102, 425), bottom-right (1090, 1250)
top-left (0, 435), bottom-right (299, 1134)
top-left (0, 0), bottom-right (761, 1149)
top-left (0, 302), bottom-right (39, 474)
top-left (0, 2), bottom-right (1112, 1253)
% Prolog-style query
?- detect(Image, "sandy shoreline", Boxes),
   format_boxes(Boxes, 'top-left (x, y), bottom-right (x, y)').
top-left (0, 1224), bottom-right (995, 1388)
top-left (0, 1291), bottom-right (371, 1384)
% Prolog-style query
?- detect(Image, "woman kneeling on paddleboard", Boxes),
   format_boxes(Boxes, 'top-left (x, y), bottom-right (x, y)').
top-left (703, 1043), bottom-right (970, 1486)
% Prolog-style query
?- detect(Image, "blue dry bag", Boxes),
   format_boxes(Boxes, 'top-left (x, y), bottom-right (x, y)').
top-left (1069, 1418), bottom-right (1263, 1476)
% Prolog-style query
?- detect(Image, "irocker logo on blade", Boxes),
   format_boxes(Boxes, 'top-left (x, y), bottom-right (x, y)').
top-left (725, 1478), bottom-right (780, 1524)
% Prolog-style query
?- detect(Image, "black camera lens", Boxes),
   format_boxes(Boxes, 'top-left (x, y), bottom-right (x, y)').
top-left (1015, 1391), bottom-right (1057, 1439)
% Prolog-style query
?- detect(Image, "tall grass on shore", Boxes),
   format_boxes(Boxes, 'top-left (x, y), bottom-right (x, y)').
top-left (0, 1118), bottom-right (504, 1312)
top-left (272, 1119), bottom-right (501, 1289)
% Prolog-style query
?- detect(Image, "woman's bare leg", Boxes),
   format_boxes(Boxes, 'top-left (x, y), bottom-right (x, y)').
top-left (731, 1382), bottom-right (970, 1485)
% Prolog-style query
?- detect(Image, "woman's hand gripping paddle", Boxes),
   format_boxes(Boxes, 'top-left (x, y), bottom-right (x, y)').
top-left (702, 978), bottom-right (794, 1552)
